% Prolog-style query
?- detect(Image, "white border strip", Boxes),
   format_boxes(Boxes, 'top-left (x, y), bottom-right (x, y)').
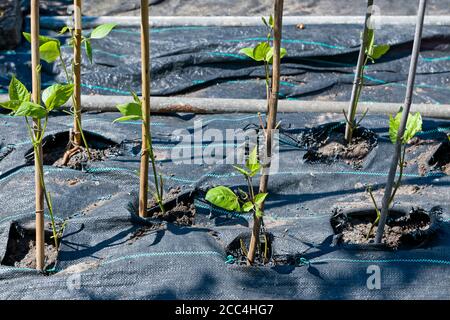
top-left (33, 15), bottom-right (450, 29)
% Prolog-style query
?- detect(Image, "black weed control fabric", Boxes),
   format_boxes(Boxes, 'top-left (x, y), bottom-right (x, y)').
top-left (0, 111), bottom-right (449, 299)
top-left (1, 24), bottom-right (450, 104)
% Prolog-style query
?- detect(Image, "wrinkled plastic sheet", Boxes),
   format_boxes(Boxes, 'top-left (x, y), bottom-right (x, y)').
top-left (0, 111), bottom-right (449, 299)
top-left (1, 24), bottom-right (450, 105)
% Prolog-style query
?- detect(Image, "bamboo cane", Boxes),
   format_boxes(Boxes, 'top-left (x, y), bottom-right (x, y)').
top-left (31, 0), bottom-right (45, 271)
top-left (73, 0), bottom-right (82, 146)
top-left (247, 0), bottom-right (284, 265)
top-left (139, 0), bottom-right (150, 217)
top-left (344, 0), bottom-right (374, 143)
top-left (375, 0), bottom-right (427, 244)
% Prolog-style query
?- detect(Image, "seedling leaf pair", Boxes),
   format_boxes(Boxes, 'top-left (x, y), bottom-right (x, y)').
top-left (206, 147), bottom-right (268, 217)
top-left (0, 77), bottom-right (72, 119)
top-left (83, 23), bottom-right (117, 63)
top-left (389, 109), bottom-right (423, 144)
top-left (240, 43), bottom-right (287, 64)
top-left (24, 23), bottom-right (116, 65)
top-left (233, 146), bottom-right (261, 177)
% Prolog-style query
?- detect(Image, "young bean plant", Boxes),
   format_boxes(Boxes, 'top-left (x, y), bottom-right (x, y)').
top-left (113, 92), bottom-right (165, 214)
top-left (206, 147), bottom-right (269, 262)
top-left (239, 15), bottom-right (287, 112)
top-left (366, 109), bottom-right (422, 239)
top-left (238, 9), bottom-right (285, 265)
top-left (0, 75), bottom-right (74, 247)
top-left (23, 23), bottom-right (116, 163)
top-left (344, 28), bottom-right (390, 142)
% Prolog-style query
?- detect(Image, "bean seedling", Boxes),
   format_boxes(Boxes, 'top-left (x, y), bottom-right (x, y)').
top-left (23, 22), bottom-right (116, 164)
top-left (206, 147), bottom-right (269, 262)
top-left (344, 6), bottom-right (390, 143)
top-left (240, 14), bottom-right (286, 113)
top-left (113, 91), bottom-right (165, 214)
top-left (366, 109), bottom-right (423, 239)
top-left (0, 75), bottom-right (74, 249)
top-left (239, 2), bottom-right (284, 265)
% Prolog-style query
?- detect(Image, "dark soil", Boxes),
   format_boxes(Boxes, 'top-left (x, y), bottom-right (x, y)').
top-left (25, 131), bottom-right (121, 170)
top-left (331, 208), bottom-right (438, 249)
top-left (1, 223), bottom-right (58, 270)
top-left (127, 224), bottom-right (162, 244)
top-left (226, 232), bottom-right (273, 266)
top-left (147, 187), bottom-right (196, 226)
top-left (301, 123), bottom-right (377, 168)
top-left (428, 140), bottom-right (450, 175)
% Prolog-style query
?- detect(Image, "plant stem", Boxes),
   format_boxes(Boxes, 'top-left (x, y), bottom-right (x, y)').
top-left (248, 0), bottom-right (284, 266)
top-left (388, 145), bottom-right (406, 206)
top-left (366, 186), bottom-right (381, 240)
top-left (344, 0), bottom-right (374, 143)
top-left (143, 121), bottom-right (165, 214)
top-left (375, 0), bottom-right (427, 244)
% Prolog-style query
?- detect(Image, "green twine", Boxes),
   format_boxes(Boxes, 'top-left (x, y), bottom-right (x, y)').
top-left (225, 255), bottom-right (236, 264)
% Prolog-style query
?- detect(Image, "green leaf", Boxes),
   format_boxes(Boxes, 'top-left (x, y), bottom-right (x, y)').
top-left (205, 186), bottom-right (241, 212)
top-left (113, 115), bottom-right (142, 123)
top-left (9, 76), bottom-right (30, 102)
top-left (246, 146), bottom-right (260, 176)
top-left (239, 47), bottom-right (255, 60)
top-left (255, 208), bottom-right (264, 218)
top-left (85, 39), bottom-right (93, 63)
top-left (232, 165), bottom-right (249, 177)
top-left (254, 193), bottom-right (268, 206)
top-left (116, 102), bottom-right (142, 117)
top-left (90, 23), bottom-right (117, 39)
top-left (59, 26), bottom-right (71, 35)
top-left (42, 84), bottom-right (74, 111)
top-left (23, 32), bottom-right (61, 47)
top-left (39, 41), bottom-right (61, 63)
top-left (14, 101), bottom-right (47, 119)
top-left (389, 110), bottom-right (423, 144)
top-left (0, 100), bottom-right (21, 111)
top-left (403, 112), bottom-right (422, 143)
top-left (369, 44), bottom-right (390, 61)
top-left (265, 47), bottom-right (287, 64)
top-left (261, 17), bottom-right (269, 28)
top-left (389, 111), bottom-right (402, 144)
top-left (269, 15), bottom-right (274, 28)
top-left (253, 42), bottom-right (270, 62)
top-left (242, 201), bottom-right (254, 212)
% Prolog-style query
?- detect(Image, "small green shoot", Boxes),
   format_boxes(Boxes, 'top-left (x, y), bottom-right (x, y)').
top-left (205, 147), bottom-right (269, 263)
top-left (239, 15), bottom-right (287, 109)
top-left (23, 23), bottom-right (116, 160)
top-left (367, 109), bottom-right (422, 238)
top-left (113, 92), bottom-right (165, 214)
top-left (345, 28), bottom-right (390, 142)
